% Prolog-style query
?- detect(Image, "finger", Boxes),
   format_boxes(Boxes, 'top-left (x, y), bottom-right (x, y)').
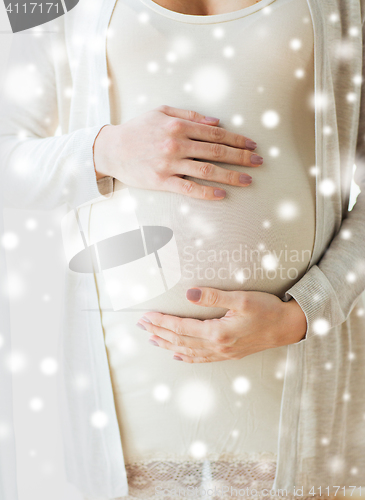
top-left (148, 333), bottom-right (210, 357)
top-left (138, 312), bottom-right (220, 341)
top-left (163, 174), bottom-right (227, 200)
top-left (187, 140), bottom-right (264, 168)
top-left (186, 287), bottom-right (250, 311)
top-left (184, 120), bottom-right (257, 151)
top-left (139, 319), bottom-right (213, 349)
top-left (157, 104), bottom-right (220, 126)
top-left (171, 352), bottom-right (221, 363)
top-left (177, 159), bottom-right (252, 187)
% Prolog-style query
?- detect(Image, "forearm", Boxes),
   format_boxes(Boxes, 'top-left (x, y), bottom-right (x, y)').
top-left (0, 124), bottom-right (109, 210)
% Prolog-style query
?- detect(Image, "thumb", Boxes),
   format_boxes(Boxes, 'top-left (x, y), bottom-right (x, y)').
top-left (186, 287), bottom-right (247, 310)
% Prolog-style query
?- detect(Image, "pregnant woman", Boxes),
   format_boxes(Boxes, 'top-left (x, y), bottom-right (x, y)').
top-left (88, 0), bottom-right (315, 497)
top-left (2, 0), bottom-right (365, 498)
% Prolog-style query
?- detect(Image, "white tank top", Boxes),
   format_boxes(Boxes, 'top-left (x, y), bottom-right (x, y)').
top-left (89, 0), bottom-right (316, 495)
top-left (105, 0), bottom-right (316, 301)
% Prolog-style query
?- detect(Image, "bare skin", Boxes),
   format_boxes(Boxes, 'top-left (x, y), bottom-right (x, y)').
top-left (149, 0), bottom-right (261, 16)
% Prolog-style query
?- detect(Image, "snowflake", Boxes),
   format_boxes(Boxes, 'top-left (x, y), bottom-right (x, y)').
top-left (64, 86), bottom-right (73, 98)
top-left (29, 398), bottom-right (44, 412)
top-left (191, 65), bottom-right (230, 103)
top-left (290, 38), bottom-right (302, 51)
top-left (0, 422), bottom-right (11, 441)
top-left (190, 441), bottom-right (207, 459)
top-left (90, 410), bottom-right (109, 428)
top-left (323, 125), bottom-right (333, 135)
top-left (138, 11), bottom-right (150, 23)
top-left (329, 13), bottom-right (339, 23)
top-left (177, 380), bottom-right (215, 417)
top-left (212, 27), bottom-right (225, 39)
top-left (5, 351), bottom-right (27, 373)
top-left (100, 76), bottom-right (111, 88)
top-left (172, 36), bottom-right (193, 57)
top-left (277, 200), bottom-right (299, 221)
top-left (231, 114), bottom-right (244, 126)
top-left (261, 110), bottom-right (280, 129)
top-left (313, 318), bottom-right (330, 335)
top-left (295, 68), bottom-right (305, 79)
top-left (223, 46), bottom-right (235, 58)
top-left (40, 357), bottom-right (58, 376)
top-left (328, 456), bottom-right (344, 474)
top-left (147, 61), bottom-right (159, 73)
top-left (137, 94), bottom-right (147, 104)
top-left (353, 74), bottom-right (363, 86)
top-left (347, 92), bottom-right (357, 103)
top-left (166, 51), bottom-right (177, 63)
top-left (340, 229), bottom-right (352, 240)
top-left (349, 26), bottom-right (360, 37)
top-left (232, 376), bottom-right (251, 394)
top-left (180, 204), bottom-right (189, 215)
top-left (153, 384), bottom-right (171, 402)
top-left (25, 218), bottom-right (38, 230)
top-left (261, 253), bottom-right (279, 272)
top-left (1, 232), bottom-right (19, 250)
top-left (346, 272), bottom-right (356, 283)
top-left (319, 178), bottom-right (336, 196)
top-left (269, 146), bottom-right (280, 157)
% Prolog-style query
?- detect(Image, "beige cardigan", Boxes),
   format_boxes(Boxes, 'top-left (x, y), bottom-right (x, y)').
top-left (1, 0), bottom-right (365, 497)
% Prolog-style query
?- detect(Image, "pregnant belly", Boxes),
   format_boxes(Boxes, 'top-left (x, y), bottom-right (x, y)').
top-left (90, 171), bottom-right (306, 463)
top-left (89, 168), bottom-right (316, 320)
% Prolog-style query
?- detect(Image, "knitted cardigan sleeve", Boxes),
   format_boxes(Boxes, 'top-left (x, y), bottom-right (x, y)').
top-left (283, 11), bottom-right (365, 344)
top-left (0, 25), bottom-right (111, 210)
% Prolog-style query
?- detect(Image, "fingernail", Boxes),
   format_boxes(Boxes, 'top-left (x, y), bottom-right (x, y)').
top-left (141, 316), bottom-right (152, 323)
top-left (245, 140), bottom-right (257, 151)
top-left (214, 188), bottom-right (226, 198)
top-left (149, 339), bottom-right (159, 346)
top-left (239, 173), bottom-right (252, 184)
top-left (136, 322), bottom-right (146, 330)
top-left (173, 355), bottom-right (183, 361)
top-left (186, 288), bottom-right (202, 302)
top-left (251, 154), bottom-right (264, 165)
top-left (205, 116), bottom-right (219, 122)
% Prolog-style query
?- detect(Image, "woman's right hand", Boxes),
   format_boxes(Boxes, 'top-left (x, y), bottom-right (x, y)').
top-left (93, 104), bottom-right (263, 200)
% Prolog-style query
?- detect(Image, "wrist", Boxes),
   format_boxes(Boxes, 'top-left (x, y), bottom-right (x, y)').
top-left (93, 124), bottom-right (113, 180)
top-left (279, 299), bottom-right (307, 346)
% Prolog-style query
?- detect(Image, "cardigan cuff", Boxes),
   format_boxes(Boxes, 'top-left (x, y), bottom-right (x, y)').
top-left (284, 264), bottom-right (346, 343)
top-left (97, 176), bottom-right (114, 198)
top-left (68, 124), bottom-right (113, 208)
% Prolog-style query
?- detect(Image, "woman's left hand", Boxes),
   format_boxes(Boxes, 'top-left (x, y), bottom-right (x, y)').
top-left (136, 287), bottom-right (307, 363)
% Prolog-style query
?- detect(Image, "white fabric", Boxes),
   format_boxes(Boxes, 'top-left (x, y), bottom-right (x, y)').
top-left (0, 0), bottom-right (365, 498)
top-left (88, 0), bottom-right (315, 483)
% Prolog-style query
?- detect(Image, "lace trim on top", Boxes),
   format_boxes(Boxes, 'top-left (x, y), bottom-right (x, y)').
top-left (84, 452), bottom-right (336, 500)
